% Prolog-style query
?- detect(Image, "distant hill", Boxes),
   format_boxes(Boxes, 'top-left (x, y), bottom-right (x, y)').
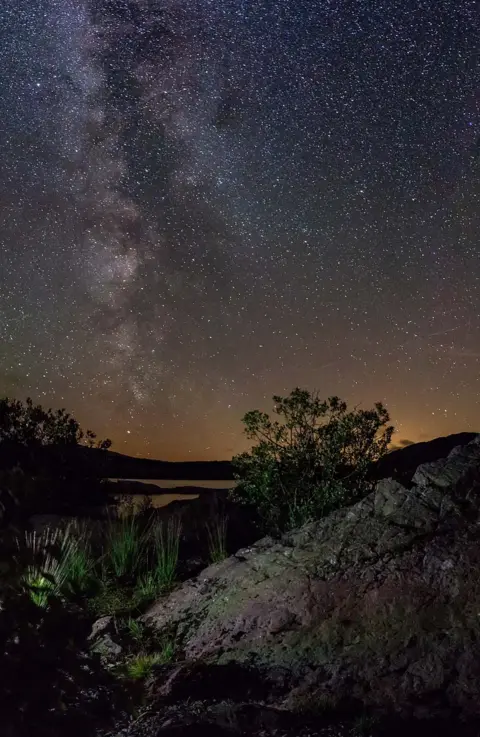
top-left (4, 432), bottom-right (476, 485)
top-left (374, 431), bottom-right (478, 484)
top-left (94, 449), bottom-right (235, 480)
top-left (95, 431), bottom-right (478, 482)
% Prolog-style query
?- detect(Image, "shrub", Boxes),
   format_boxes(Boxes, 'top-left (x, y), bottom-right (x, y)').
top-left (0, 396), bottom-right (111, 450)
top-left (232, 388), bottom-right (393, 534)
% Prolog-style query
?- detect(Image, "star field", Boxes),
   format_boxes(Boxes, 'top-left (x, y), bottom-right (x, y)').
top-left (0, 0), bottom-right (479, 459)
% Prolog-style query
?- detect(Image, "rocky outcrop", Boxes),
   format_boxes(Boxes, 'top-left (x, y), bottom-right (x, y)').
top-left (143, 435), bottom-right (480, 719)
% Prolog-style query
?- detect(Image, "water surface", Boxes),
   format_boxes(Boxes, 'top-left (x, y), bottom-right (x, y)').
top-left (110, 478), bottom-right (236, 508)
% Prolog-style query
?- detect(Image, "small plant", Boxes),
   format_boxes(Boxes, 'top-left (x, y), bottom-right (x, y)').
top-left (17, 527), bottom-right (81, 608)
top-left (124, 616), bottom-right (148, 644)
top-left (158, 638), bottom-right (175, 663)
top-left (125, 642), bottom-right (174, 681)
top-left (151, 516), bottom-right (182, 592)
top-left (135, 571), bottom-right (160, 604)
top-left (61, 522), bottom-right (96, 598)
top-left (206, 514), bottom-right (228, 563)
top-left (103, 512), bottom-right (147, 581)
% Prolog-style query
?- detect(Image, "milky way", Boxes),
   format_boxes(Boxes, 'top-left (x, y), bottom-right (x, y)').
top-left (0, 0), bottom-right (479, 459)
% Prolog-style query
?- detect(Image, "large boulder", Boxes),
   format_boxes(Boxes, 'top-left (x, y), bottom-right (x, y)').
top-left (143, 435), bottom-right (480, 719)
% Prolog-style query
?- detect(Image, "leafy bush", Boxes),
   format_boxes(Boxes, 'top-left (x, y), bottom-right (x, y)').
top-left (232, 388), bottom-right (394, 534)
top-left (0, 396), bottom-right (111, 450)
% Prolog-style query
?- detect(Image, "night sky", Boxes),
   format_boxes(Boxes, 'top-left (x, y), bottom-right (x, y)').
top-left (0, 0), bottom-right (479, 460)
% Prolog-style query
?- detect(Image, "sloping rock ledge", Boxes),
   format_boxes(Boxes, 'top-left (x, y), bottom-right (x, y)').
top-left (138, 435), bottom-right (480, 726)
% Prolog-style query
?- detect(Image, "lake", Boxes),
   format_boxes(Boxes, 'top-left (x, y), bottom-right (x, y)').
top-left (110, 479), bottom-right (236, 508)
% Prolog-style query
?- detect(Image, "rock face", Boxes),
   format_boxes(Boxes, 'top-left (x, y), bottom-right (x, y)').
top-left (144, 435), bottom-right (480, 719)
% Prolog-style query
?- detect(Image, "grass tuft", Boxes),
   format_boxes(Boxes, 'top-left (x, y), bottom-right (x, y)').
top-left (17, 527), bottom-right (84, 607)
top-left (124, 616), bottom-right (148, 644)
top-left (102, 512), bottom-right (147, 581)
top-left (125, 641), bottom-right (174, 681)
top-left (206, 514), bottom-right (229, 563)
top-left (151, 516), bottom-right (182, 592)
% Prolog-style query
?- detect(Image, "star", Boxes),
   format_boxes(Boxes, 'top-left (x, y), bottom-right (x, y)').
top-left (0, 0), bottom-right (478, 460)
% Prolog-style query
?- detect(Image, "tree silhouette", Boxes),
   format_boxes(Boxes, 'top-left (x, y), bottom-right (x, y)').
top-left (0, 397), bottom-right (112, 522)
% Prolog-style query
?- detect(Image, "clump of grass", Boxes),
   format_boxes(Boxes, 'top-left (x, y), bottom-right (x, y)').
top-left (102, 512), bottom-right (147, 581)
top-left (17, 527), bottom-right (84, 608)
top-left (124, 616), bottom-right (148, 644)
top-left (125, 641), bottom-right (174, 681)
top-left (135, 571), bottom-right (161, 605)
top-left (151, 516), bottom-right (182, 592)
top-left (88, 514), bottom-right (182, 616)
top-left (206, 514), bottom-right (228, 563)
top-left (17, 509), bottom-right (182, 618)
top-left (61, 522), bottom-right (96, 597)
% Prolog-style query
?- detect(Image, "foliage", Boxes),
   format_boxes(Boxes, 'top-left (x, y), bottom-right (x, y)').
top-left (86, 514), bottom-right (182, 616)
top-left (13, 510), bottom-right (182, 618)
top-left (232, 388), bottom-right (394, 534)
top-left (206, 514), bottom-right (229, 563)
top-left (16, 525), bottom-right (97, 608)
top-left (124, 616), bottom-right (148, 644)
top-left (150, 516), bottom-right (182, 592)
top-left (18, 527), bottom-right (75, 607)
top-left (125, 642), bottom-right (174, 681)
top-left (61, 524), bottom-right (96, 598)
top-left (102, 512), bottom-right (148, 581)
top-left (0, 563), bottom-right (120, 737)
top-left (0, 398), bottom-right (113, 522)
top-left (0, 396), bottom-right (111, 450)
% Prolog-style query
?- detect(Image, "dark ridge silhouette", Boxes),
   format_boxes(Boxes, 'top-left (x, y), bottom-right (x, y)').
top-left (4, 432), bottom-right (476, 488)
top-left (374, 431), bottom-right (478, 484)
top-left (76, 447), bottom-right (235, 480)
top-left (86, 432), bottom-right (478, 484)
